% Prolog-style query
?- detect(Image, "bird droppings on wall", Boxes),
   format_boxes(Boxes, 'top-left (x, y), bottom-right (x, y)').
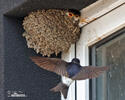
top-left (23, 9), bottom-right (81, 56)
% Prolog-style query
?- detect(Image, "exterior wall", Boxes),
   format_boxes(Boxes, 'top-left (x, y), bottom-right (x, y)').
top-left (1, 1), bottom-right (97, 100)
top-left (62, 45), bottom-right (76, 100)
top-left (0, 1), bottom-right (60, 100)
top-left (62, 0), bottom-right (125, 100)
top-left (0, 1), bottom-right (25, 99)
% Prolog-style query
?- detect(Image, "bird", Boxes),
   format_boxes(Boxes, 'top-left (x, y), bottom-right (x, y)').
top-left (30, 57), bottom-right (108, 99)
top-left (23, 9), bottom-right (86, 56)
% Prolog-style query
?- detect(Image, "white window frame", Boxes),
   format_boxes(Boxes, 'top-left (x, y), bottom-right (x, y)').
top-left (62, 0), bottom-right (125, 100)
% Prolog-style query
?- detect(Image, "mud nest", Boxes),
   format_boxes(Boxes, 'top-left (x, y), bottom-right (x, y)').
top-left (23, 9), bottom-right (81, 56)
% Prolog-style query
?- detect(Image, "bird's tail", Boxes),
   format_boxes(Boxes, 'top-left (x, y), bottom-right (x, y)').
top-left (50, 82), bottom-right (69, 99)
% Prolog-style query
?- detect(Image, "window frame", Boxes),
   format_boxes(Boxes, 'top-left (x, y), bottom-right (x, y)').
top-left (89, 27), bottom-right (125, 100)
top-left (76, 3), bottom-right (125, 100)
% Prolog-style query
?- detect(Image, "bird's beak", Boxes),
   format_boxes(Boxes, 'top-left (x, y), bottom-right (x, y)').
top-left (79, 17), bottom-right (97, 27)
top-left (79, 18), bottom-right (89, 28)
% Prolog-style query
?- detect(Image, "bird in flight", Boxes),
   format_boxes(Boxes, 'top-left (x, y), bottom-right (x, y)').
top-left (30, 57), bottom-right (108, 99)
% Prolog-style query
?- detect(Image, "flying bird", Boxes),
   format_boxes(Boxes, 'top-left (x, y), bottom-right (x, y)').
top-left (30, 57), bottom-right (108, 98)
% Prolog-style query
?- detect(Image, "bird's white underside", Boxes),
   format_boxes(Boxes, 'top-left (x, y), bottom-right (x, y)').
top-left (62, 76), bottom-right (74, 86)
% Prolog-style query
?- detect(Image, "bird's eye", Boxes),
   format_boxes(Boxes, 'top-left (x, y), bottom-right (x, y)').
top-left (68, 13), bottom-right (73, 17)
top-left (75, 15), bottom-right (79, 18)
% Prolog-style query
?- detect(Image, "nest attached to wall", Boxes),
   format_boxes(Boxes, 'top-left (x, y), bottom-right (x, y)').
top-left (23, 9), bottom-right (81, 56)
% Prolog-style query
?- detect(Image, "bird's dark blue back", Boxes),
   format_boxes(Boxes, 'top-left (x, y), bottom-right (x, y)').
top-left (67, 63), bottom-right (81, 78)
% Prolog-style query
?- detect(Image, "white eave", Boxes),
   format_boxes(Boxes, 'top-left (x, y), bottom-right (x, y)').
top-left (80, 0), bottom-right (125, 27)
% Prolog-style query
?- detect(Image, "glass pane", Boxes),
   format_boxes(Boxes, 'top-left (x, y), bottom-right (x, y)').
top-left (96, 33), bottom-right (125, 100)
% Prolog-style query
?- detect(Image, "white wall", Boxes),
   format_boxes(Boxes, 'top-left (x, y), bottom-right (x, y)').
top-left (62, 45), bottom-right (76, 100)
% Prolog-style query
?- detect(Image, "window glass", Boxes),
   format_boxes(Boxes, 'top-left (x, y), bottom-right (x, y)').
top-left (95, 33), bottom-right (125, 100)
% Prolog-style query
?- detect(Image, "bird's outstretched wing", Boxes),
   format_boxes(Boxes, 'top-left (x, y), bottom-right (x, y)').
top-left (30, 57), bottom-right (69, 77)
top-left (72, 66), bottom-right (108, 80)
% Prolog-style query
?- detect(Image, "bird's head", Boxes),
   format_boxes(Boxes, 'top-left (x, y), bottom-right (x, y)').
top-left (71, 58), bottom-right (80, 64)
top-left (66, 9), bottom-right (81, 22)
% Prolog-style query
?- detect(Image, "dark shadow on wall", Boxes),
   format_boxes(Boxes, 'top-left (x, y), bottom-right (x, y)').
top-left (3, 16), bottom-right (61, 100)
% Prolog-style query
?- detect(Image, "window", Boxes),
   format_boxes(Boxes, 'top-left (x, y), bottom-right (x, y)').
top-left (90, 28), bottom-right (125, 100)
